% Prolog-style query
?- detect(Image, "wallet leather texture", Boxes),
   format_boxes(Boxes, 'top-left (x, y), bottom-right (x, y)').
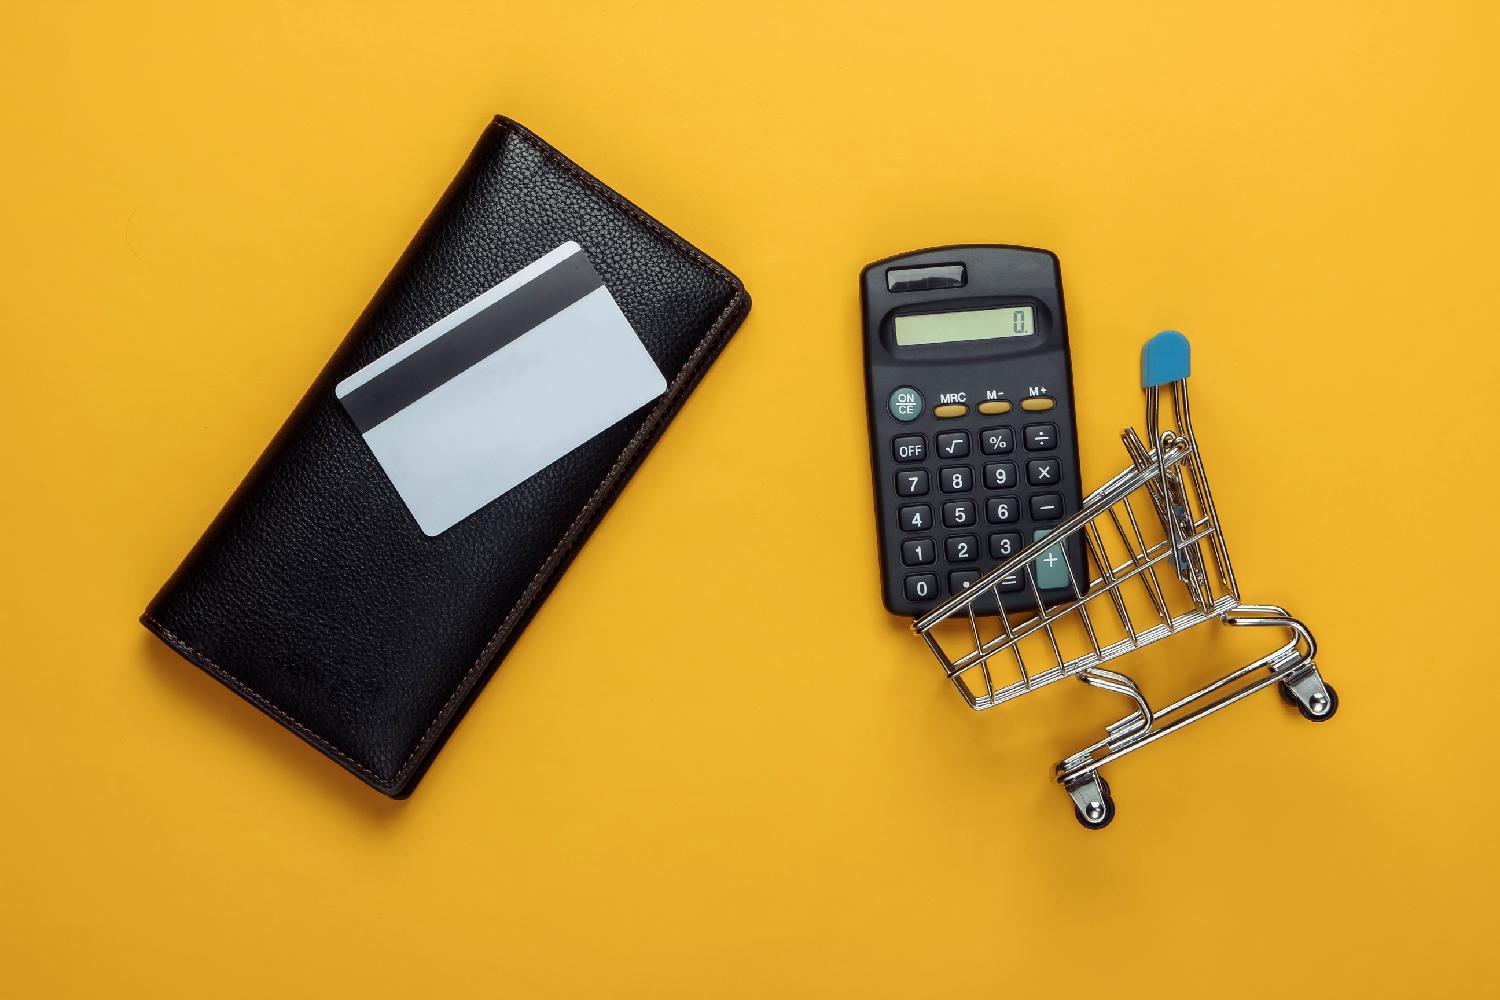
top-left (142, 117), bottom-right (751, 796)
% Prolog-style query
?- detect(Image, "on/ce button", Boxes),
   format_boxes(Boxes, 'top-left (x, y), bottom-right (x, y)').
top-left (888, 386), bottom-right (923, 422)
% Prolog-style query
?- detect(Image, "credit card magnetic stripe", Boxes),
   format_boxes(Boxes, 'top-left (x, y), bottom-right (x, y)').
top-left (337, 246), bottom-right (606, 433)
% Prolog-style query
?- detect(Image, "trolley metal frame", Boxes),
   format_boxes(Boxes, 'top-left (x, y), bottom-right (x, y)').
top-left (912, 332), bottom-right (1337, 828)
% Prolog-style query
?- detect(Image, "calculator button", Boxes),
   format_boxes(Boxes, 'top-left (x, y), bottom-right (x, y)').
top-left (941, 500), bottom-right (976, 528)
top-left (935, 431), bottom-right (970, 458)
top-left (980, 427), bottom-right (1014, 454)
top-left (946, 534), bottom-right (980, 562)
top-left (889, 386), bottom-right (923, 421)
top-left (892, 435), bottom-right (926, 462)
top-left (1027, 458), bottom-right (1062, 485)
top-left (983, 461), bottom-right (1017, 489)
top-left (996, 569), bottom-right (1025, 593)
top-left (1023, 423), bottom-right (1058, 451)
top-left (904, 573), bottom-right (939, 602)
top-left (1032, 529), bottom-right (1072, 590)
top-left (949, 570), bottom-right (982, 595)
top-left (986, 495), bottom-right (1020, 524)
top-left (933, 404), bottom-right (967, 419)
top-left (895, 469), bottom-right (929, 496)
top-left (898, 504), bottom-right (932, 532)
top-left (939, 466), bottom-right (973, 493)
top-left (978, 400), bottom-right (1012, 415)
top-left (901, 537), bottom-right (936, 566)
top-left (989, 531), bottom-right (1022, 560)
top-left (1021, 396), bottom-right (1055, 412)
top-left (1030, 493), bottom-right (1064, 520)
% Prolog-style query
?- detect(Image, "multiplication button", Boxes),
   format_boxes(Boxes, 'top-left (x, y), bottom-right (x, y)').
top-left (1027, 458), bottom-right (1061, 485)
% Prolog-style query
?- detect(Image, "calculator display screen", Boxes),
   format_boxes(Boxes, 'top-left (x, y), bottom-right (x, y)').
top-left (893, 305), bottom-right (1035, 347)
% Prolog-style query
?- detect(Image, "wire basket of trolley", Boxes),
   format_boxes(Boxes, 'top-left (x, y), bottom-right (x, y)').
top-left (912, 331), bottom-right (1338, 829)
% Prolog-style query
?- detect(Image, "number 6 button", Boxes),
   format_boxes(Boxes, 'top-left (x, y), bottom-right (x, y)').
top-left (984, 461), bottom-right (1017, 489)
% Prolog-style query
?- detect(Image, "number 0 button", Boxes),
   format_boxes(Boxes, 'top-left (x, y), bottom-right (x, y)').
top-left (905, 574), bottom-right (939, 601)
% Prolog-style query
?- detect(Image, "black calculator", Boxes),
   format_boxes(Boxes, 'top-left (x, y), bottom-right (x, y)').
top-left (861, 245), bottom-right (1086, 616)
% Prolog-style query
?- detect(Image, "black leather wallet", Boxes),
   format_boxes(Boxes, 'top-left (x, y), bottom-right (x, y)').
top-left (142, 117), bottom-right (751, 796)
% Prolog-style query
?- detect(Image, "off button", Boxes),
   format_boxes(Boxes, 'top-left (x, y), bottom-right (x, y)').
top-left (888, 386), bottom-right (923, 422)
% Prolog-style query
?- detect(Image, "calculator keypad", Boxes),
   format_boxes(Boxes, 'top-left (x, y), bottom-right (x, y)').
top-left (891, 410), bottom-right (1074, 609)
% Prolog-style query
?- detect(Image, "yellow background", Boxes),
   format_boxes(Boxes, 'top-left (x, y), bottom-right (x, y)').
top-left (4, 1), bottom-right (1498, 996)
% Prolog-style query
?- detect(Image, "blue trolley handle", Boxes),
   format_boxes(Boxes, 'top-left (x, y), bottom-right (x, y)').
top-left (1140, 331), bottom-right (1194, 573)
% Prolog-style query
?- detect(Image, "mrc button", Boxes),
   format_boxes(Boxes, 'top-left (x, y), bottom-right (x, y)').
top-left (888, 386), bottom-right (923, 421)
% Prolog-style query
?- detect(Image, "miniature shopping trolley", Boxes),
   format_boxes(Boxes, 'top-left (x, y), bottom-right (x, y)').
top-left (913, 331), bottom-right (1338, 829)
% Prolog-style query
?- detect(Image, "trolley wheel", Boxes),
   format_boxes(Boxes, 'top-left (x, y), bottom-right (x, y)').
top-left (1296, 683), bottom-right (1339, 723)
top-left (1073, 778), bottom-right (1115, 831)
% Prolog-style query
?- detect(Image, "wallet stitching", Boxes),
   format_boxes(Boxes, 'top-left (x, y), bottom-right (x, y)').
top-left (143, 613), bottom-right (385, 781)
top-left (150, 118), bottom-right (747, 792)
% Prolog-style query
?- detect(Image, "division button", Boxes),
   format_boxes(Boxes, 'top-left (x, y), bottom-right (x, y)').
top-left (889, 386), bottom-right (923, 422)
top-left (1020, 396), bottom-right (1055, 412)
top-left (933, 403), bottom-right (968, 419)
top-left (1023, 423), bottom-right (1057, 450)
top-left (892, 434), bottom-right (927, 462)
top-left (978, 400), bottom-right (1012, 415)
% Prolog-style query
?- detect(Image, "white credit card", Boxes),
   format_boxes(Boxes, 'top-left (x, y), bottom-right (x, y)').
top-left (335, 241), bottom-right (667, 536)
